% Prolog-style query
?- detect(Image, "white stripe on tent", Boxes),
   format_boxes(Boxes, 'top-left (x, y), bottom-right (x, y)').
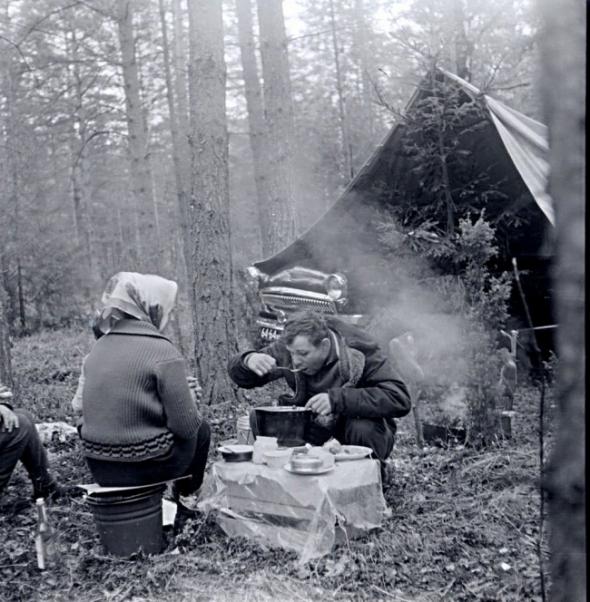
top-left (438, 68), bottom-right (554, 226)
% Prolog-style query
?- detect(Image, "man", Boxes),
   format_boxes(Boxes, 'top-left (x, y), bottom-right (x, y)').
top-left (228, 311), bottom-right (411, 474)
top-left (0, 383), bottom-right (63, 502)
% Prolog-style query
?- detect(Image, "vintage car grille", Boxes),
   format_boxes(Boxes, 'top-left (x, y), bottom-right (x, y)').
top-left (260, 288), bottom-right (336, 314)
top-left (258, 324), bottom-right (282, 341)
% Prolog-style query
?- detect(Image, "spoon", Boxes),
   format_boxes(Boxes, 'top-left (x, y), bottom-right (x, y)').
top-left (271, 366), bottom-right (302, 377)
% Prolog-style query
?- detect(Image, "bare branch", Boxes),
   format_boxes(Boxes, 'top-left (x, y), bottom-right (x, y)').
top-left (488, 82), bottom-right (531, 92)
top-left (16, 2), bottom-right (85, 46)
top-left (0, 34), bottom-right (34, 73)
top-left (73, 130), bottom-right (111, 168)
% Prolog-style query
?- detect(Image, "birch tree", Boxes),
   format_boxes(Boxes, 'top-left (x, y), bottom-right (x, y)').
top-left (539, 0), bottom-right (586, 598)
top-left (187, 0), bottom-right (237, 404)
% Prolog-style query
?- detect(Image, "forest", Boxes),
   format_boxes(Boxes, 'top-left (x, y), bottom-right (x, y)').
top-left (0, 0), bottom-right (585, 601)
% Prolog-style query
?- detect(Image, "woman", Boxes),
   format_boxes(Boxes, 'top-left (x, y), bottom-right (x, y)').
top-left (80, 272), bottom-right (209, 511)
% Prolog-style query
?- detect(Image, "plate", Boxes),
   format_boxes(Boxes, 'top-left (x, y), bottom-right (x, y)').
top-left (283, 462), bottom-right (335, 475)
top-left (333, 445), bottom-right (373, 462)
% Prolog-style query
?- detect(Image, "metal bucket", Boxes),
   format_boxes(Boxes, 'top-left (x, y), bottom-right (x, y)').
top-left (86, 484), bottom-right (166, 556)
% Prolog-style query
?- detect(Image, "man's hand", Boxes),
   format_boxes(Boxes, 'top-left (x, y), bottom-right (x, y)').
top-left (244, 352), bottom-right (277, 377)
top-left (305, 393), bottom-right (332, 416)
top-left (0, 405), bottom-right (19, 432)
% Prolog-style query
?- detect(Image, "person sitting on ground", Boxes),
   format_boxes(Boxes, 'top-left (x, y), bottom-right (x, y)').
top-left (228, 311), bottom-right (411, 478)
top-left (79, 271), bottom-right (210, 513)
top-left (0, 383), bottom-right (64, 502)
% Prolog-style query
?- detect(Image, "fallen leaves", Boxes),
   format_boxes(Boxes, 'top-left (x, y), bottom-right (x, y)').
top-left (0, 331), bottom-right (551, 601)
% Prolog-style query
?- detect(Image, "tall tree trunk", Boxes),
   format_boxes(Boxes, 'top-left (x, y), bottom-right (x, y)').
top-left (158, 0), bottom-right (191, 274)
top-left (115, 0), bottom-right (154, 270)
top-left (235, 0), bottom-right (268, 255)
top-left (436, 102), bottom-right (455, 234)
top-left (0, 283), bottom-right (12, 388)
top-left (172, 0), bottom-right (190, 139)
top-left (116, 205), bottom-right (127, 266)
top-left (16, 260), bottom-right (25, 331)
top-left (353, 0), bottom-right (375, 143)
top-left (187, 0), bottom-right (237, 405)
top-left (149, 156), bottom-right (162, 273)
top-left (328, 0), bottom-right (353, 180)
top-left (66, 20), bottom-right (97, 288)
top-left (256, 0), bottom-right (297, 252)
top-left (5, 63), bottom-right (24, 331)
top-left (158, 0), bottom-right (196, 345)
top-left (539, 0), bottom-right (586, 599)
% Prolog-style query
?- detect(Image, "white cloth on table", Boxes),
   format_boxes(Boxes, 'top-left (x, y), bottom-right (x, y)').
top-left (198, 458), bottom-right (388, 563)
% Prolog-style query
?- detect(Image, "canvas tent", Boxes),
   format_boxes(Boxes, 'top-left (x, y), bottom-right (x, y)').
top-left (253, 68), bottom-right (554, 327)
top-left (441, 69), bottom-right (553, 226)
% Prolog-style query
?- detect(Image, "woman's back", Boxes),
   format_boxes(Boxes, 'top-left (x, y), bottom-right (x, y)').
top-left (81, 319), bottom-right (200, 461)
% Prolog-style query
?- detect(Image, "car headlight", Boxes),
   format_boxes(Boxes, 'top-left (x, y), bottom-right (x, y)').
top-left (245, 266), bottom-right (268, 284)
top-left (326, 273), bottom-right (347, 302)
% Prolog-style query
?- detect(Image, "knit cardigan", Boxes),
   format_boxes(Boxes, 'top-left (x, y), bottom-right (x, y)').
top-left (80, 319), bottom-right (201, 462)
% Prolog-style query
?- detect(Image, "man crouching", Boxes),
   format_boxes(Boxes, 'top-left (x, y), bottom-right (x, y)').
top-left (228, 311), bottom-right (411, 475)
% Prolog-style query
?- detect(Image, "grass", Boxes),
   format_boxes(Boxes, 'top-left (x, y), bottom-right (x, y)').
top-left (0, 329), bottom-right (553, 601)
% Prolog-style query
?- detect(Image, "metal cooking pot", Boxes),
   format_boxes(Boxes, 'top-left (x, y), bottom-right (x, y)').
top-left (254, 406), bottom-right (311, 447)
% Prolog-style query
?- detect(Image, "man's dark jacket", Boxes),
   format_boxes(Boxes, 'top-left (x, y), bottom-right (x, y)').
top-left (228, 317), bottom-right (411, 435)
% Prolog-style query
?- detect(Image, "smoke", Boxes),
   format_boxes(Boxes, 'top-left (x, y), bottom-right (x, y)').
top-left (366, 271), bottom-right (472, 388)
top-left (285, 189), bottom-right (486, 419)
top-left (243, 164), bottom-right (498, 423)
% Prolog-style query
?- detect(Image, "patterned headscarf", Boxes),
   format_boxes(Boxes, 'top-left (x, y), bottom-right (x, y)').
top-left (98, 272), bottom-right (178, 333)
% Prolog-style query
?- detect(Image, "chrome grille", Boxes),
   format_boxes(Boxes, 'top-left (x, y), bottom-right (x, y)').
top-left (260, 292), bottom-right (336, 314)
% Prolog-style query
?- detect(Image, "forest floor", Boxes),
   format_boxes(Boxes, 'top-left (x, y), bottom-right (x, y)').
top-left (0, 328), bottom-right (554, 601)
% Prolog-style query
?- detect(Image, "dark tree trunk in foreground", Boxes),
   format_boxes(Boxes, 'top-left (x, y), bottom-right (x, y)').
top-left (539, 0), bottom-right (586, 599)
top-left (256, 0), bottom-right (297, 254)
top-left (187, 0), bottom-right (237, 405)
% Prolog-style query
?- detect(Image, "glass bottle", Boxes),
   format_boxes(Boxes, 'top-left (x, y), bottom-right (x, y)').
top-left (35, 498), bottom-right (55, 570)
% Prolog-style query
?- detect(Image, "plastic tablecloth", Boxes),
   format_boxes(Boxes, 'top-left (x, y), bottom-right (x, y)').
top-left (198, 459), bottom-right (388, 563)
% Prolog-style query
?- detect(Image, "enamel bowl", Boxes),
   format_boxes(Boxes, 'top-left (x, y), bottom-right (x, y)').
top-left (218, 444), bottom-right (253, 462)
